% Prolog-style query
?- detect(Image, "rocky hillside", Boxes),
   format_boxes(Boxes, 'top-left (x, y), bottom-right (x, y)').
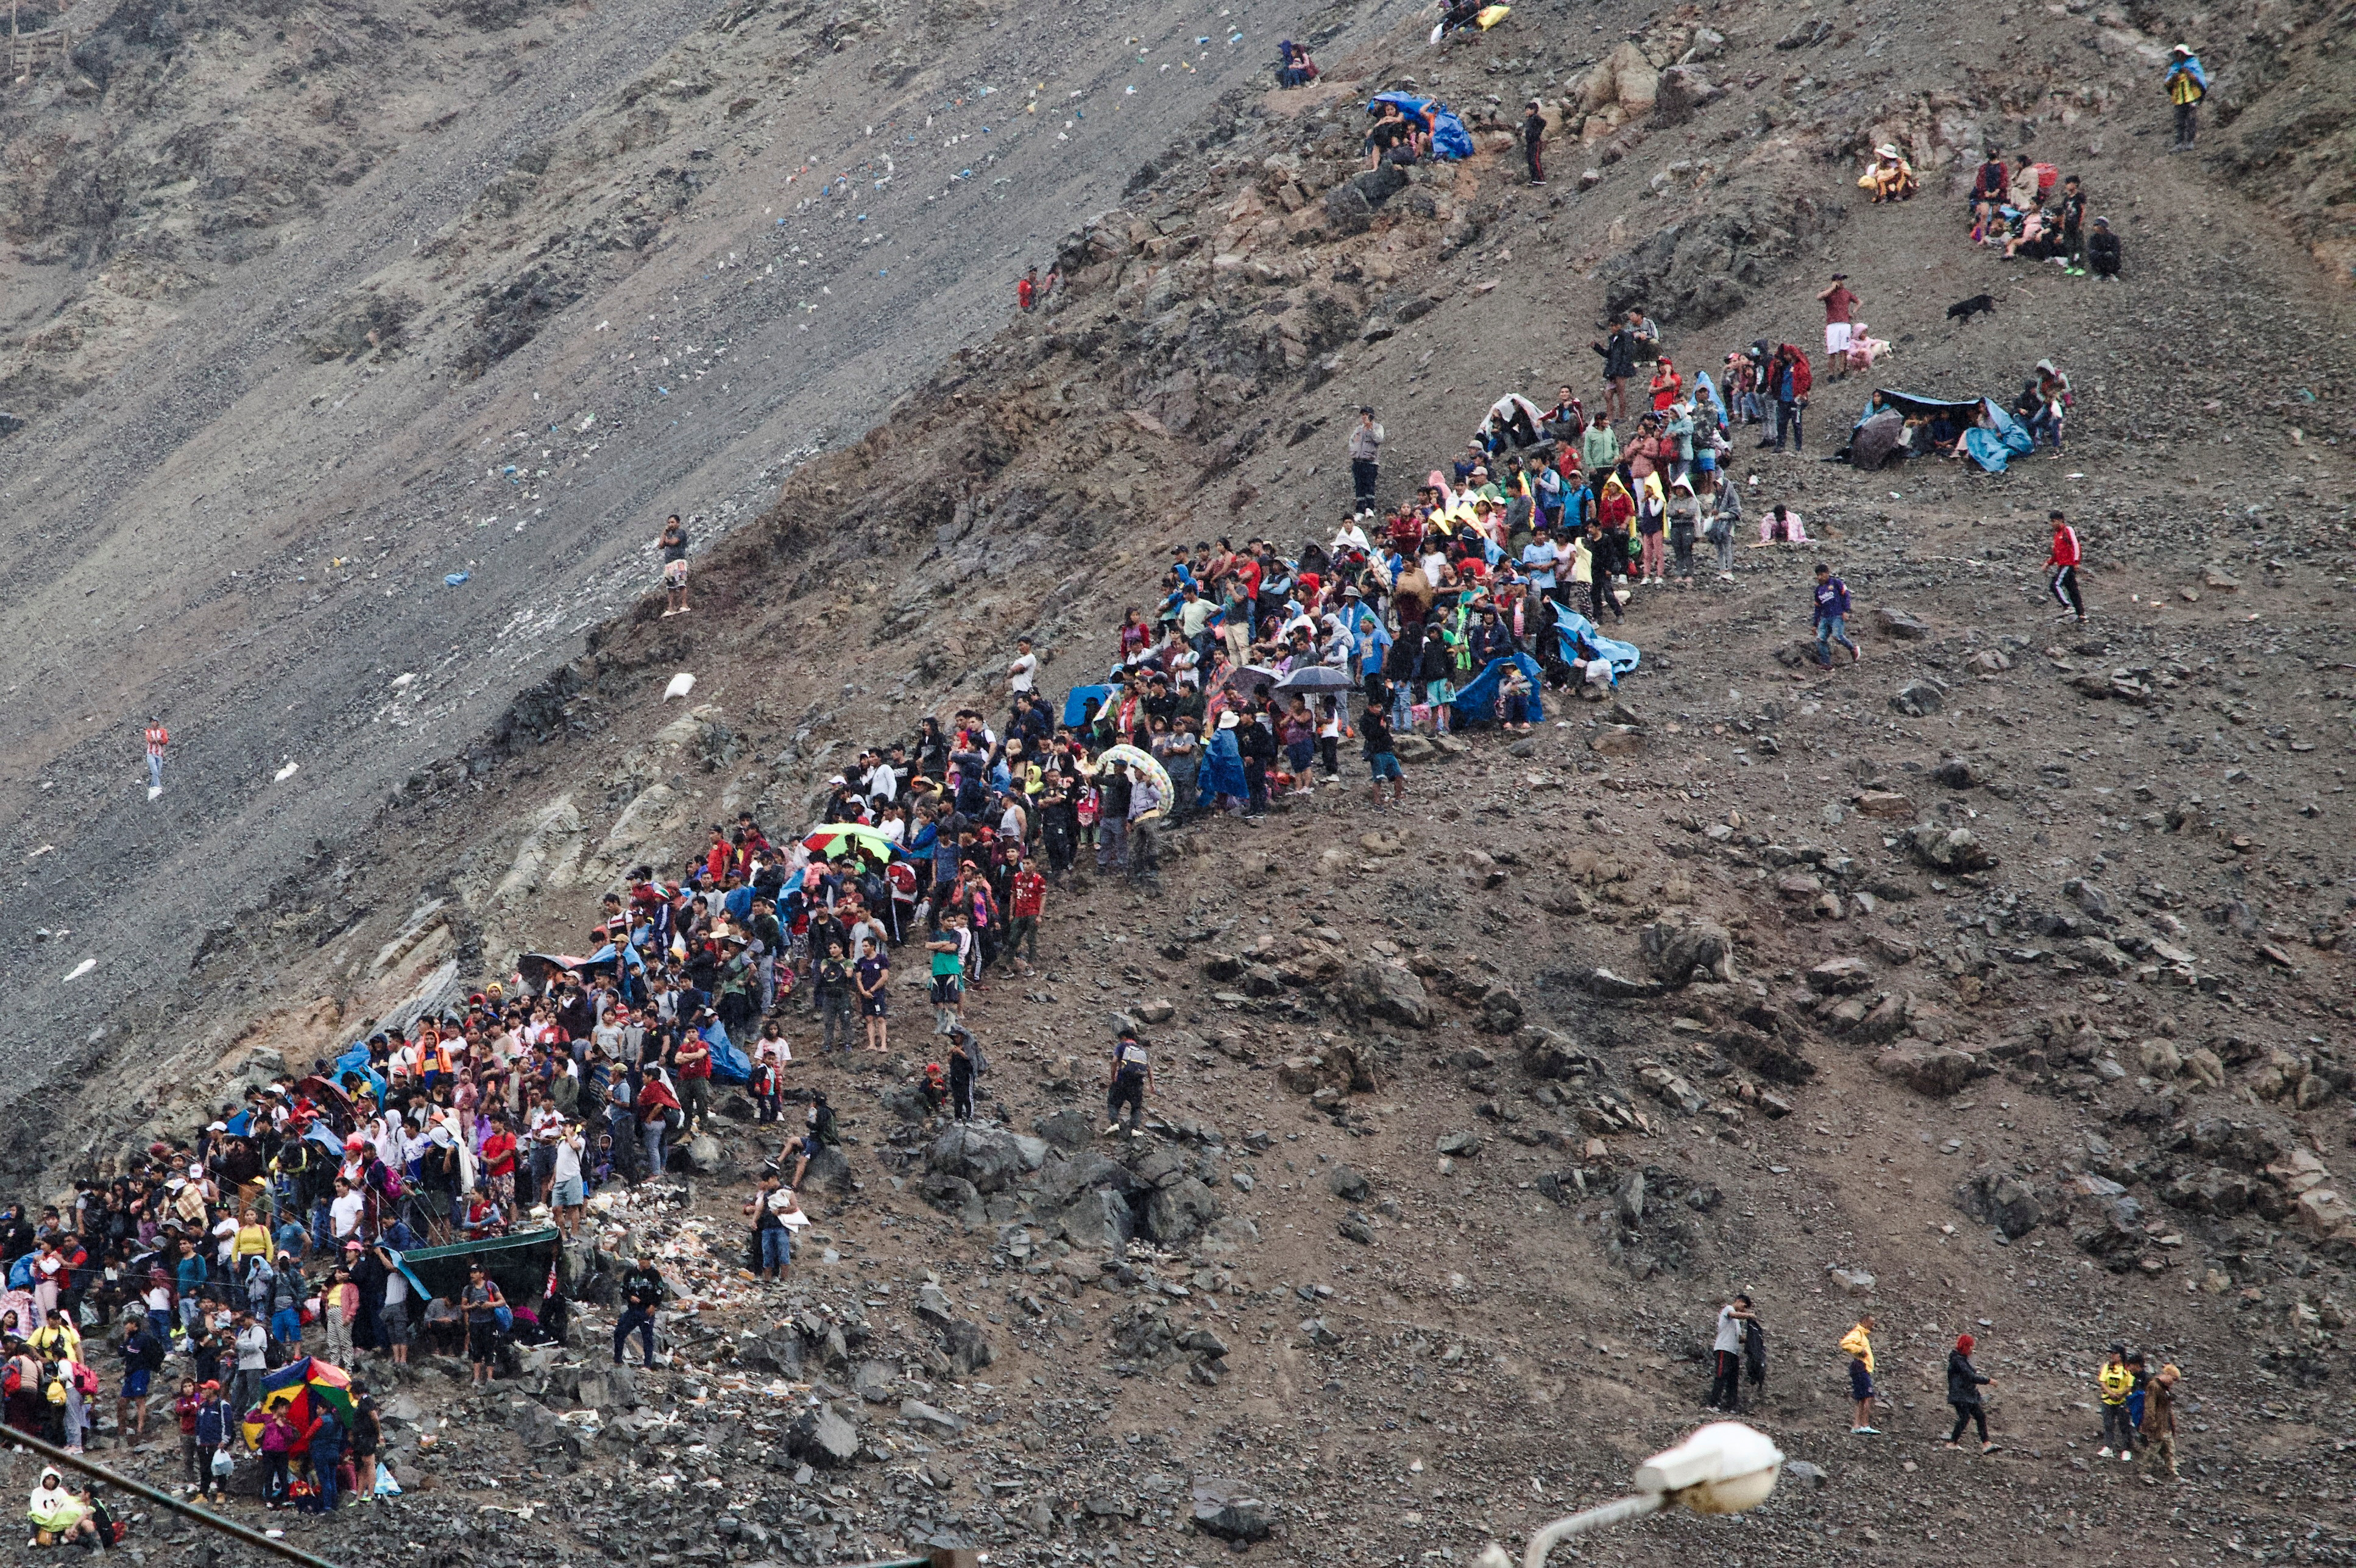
top-left (0, 0), bottom-right (1423, 1065)
top-left (18, 0), bottom-right (2356, 1564)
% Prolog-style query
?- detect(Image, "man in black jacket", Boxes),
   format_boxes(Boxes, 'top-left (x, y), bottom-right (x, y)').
top-left (1583, 520), bottom-right (1627, 624)
top-left (1591, 320), bottom-right (1638, 425)
top-left (1236, 713), bottom-right (1278, 815)
top-left (615, 1259), bottom-right (665, 1368)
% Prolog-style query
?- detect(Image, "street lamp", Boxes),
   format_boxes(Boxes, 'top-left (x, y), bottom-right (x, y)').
top-left (1473, 1422), bottom-right (1786, 1568)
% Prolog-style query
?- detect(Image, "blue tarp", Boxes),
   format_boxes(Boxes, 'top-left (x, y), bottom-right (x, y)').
top-left (1448, 652), bottom-right (1548, 726)
top-left (1552, 612), bottom-right (1641, 676)
top-left (702, 1019), bottom-right (751, 1084)
top-left (331, 1045), bottom-right (389, 1104)
top-left (1369, 92), bottom-right (1475, 160)
top-left (1063, 685), bottom-right (1114, 727)
top-left (1962, 398), bottom-right (2034, 473)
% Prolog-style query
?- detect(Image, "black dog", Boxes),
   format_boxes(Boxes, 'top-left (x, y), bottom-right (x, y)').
top-left (1946, 293), bottom-right (1997, 323)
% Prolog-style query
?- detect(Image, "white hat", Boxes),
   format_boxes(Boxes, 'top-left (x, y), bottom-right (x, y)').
top-left (1217, 713), bottom-right (1240, 729)
top-left (207, 1121), bottom-right (228, 1132)
top-left (1875, 143), bottom-right (1901, 159)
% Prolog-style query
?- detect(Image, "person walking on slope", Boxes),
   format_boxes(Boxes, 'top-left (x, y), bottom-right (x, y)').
top-left (1708, 1294), bottom-right (1754, 1413)
top-left (1943, 1333), bottom-right (1997, 1453)
top-left (2163, 46), bottom-right (2207, 151)
top-left (143, 718), bottom-right (169, 799)
top-left (2096, 1342), bottom-right (2136, 1460)
top-left (1813, 563), bottom-right (1861, 668)
top-left (2047, 509), bottom-right (2086, 623)
top-left (659, 514), bottom-right (692, 616)
top-left (2141, 1362), bottom-right (2183, 1479)
top-left (1105, 1025), bottom-right (1154, 1139)
top-left (1348, 407), bottom-right (1385, 511)
top-left (1817, 274), bottom-right (1859, 380)
top-left (1841, 1314), bottom-right (1879, 1434)
top-left (1521, 99), bottom-right (1546, 186)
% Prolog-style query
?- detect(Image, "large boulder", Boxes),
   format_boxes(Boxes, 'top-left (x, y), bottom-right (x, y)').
top-left (927, 1124), bottom-right (1039, 1195)
top-left (800, 1145), bottom-right (855, 1194)
top-left (1334, 961), bottom-right (1432, 1029)
top-left (1144, 1177), bottom-right (1221, 1245)
top-left (1954, 1168), bottom-right (2044, 1238)
top-left (1641, 920), bottom-right (1735, 984)
top-left (1518, 1026), bottom-right (1596, 1081)
top-left (1580, 38), bottom-right (1659, 112)
top-left (1876, 1043), bottom-right (1979, 1097)
top-left (1806, 956), bottom-right (1876, 994)
top-left (1033, 1108), bottom-right (1094, 1152)
top-left (1055, 1188), bottom-right (1136, 1250)
top-left (1192, 1478), bottom-right (1273, 1543)
top-left (1350, 163), bottom-right (1409, 207)
top-left (943, 1319), bottom-right (995, 1374)
top-left (1031, 1151), bottom-right (1137, 1210)
top-left (786, 1405), bottom-right (862, 1469)
top-left (1909, 823), bottom-right (1992, 872)
top-left (1891, 679), bottom-right (1947, 718)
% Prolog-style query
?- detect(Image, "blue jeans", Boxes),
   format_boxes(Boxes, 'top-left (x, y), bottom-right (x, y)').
top-left (759, 1227), bottom-right (792, 1273)
top-left (307, 1441), bottom-right (341, 1511)
top-left (641, 1120), bottom-right (667, 1176)
top-left (1775, 400), bottom-right (1803, 449)
top-left (147, 754), bottom-right (163, 789)
top-left (1816, 615), bottom-right (1857, 664)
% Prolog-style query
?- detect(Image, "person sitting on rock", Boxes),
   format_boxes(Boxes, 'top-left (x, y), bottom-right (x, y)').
top-left (1860, 144), bottom-right (1916, 202)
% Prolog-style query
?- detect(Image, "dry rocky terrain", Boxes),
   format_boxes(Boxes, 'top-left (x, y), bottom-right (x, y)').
top-left (9, 0), bottom-right (2356, 1565)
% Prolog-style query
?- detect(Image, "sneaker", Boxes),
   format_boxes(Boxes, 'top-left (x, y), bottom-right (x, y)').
top-left (1981, 1443), bottom-right (2000, 1454)
top-left (1103, 1123), bottom-right (1122, 1135)
top-left (1717, 571), bottom-right (1733, 581)
top-left (1940, 1442), bottom-right (1962, 1450)
top-left (2097, 1446), bottom-right (2114, 1458)
top-left (1850, 645), bottom-right (1863, 663)
top-left (2121, 1450), bottom-right (2134, 1463)
top-left (1850, 1425), bottom-right (1880, 1435)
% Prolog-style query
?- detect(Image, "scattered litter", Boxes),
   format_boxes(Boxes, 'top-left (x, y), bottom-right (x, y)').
top-left (274, 761), bottom-right (300, 782)
top-left (444, 571), bottom-right (471, 587)
top-left (664, 673), bottom-right (697, 701)
top-left (63, 959), bottom-right (95, 982)
top-left (26, 845), bottom-right (54, 860)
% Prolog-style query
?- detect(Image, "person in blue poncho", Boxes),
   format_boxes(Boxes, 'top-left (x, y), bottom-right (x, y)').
top-left (2163, 46), bottom-right (2206, 151)
top-left (1199, 714), bottom-right (1251, 813)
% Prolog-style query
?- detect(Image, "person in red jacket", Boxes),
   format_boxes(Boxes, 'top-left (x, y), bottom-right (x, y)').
top-left (2047, 510), bottom-right (2085, 622)
top-left (1008, 859), bottom-right (1046, 971)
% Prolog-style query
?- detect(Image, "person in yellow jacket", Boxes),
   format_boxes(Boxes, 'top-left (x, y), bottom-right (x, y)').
top-left (2097, 1341), bottom-right (2136, 1458)
top-left (1840, 1313), bottom-right (1878, 1434)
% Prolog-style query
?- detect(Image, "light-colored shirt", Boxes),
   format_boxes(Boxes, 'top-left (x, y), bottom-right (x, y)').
top-left (1713, 1306), bottom-right (1745, 1354)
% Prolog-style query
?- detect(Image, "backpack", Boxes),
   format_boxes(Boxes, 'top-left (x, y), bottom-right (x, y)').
top-left (137, 1333), bottom-right (167, 1374)
top-left (813, 1103), bottom-right (841, 1148)
top-left (493, 1304), bottom-right (514, 1334)
top-left (964, 1037), bottom-right (990, 1078)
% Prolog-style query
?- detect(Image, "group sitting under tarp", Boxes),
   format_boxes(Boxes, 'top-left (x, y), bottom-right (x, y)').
top-left (1844, 389), bottom-right (2031, 473)
top-left (1449, 651), bottom-right (1548, 728)
top-left (1369, 91), bottom-right (1476, 160)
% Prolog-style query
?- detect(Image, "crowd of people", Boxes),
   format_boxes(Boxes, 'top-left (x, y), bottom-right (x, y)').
top-left (1716, 1307), bottom-right (2190, 1475)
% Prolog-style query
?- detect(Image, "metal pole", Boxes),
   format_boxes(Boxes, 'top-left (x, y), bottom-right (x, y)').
top-left (5, 1425), bottom-right (341, 1568)
top-left (1521, 1492), bottom-right (1668, 1568)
